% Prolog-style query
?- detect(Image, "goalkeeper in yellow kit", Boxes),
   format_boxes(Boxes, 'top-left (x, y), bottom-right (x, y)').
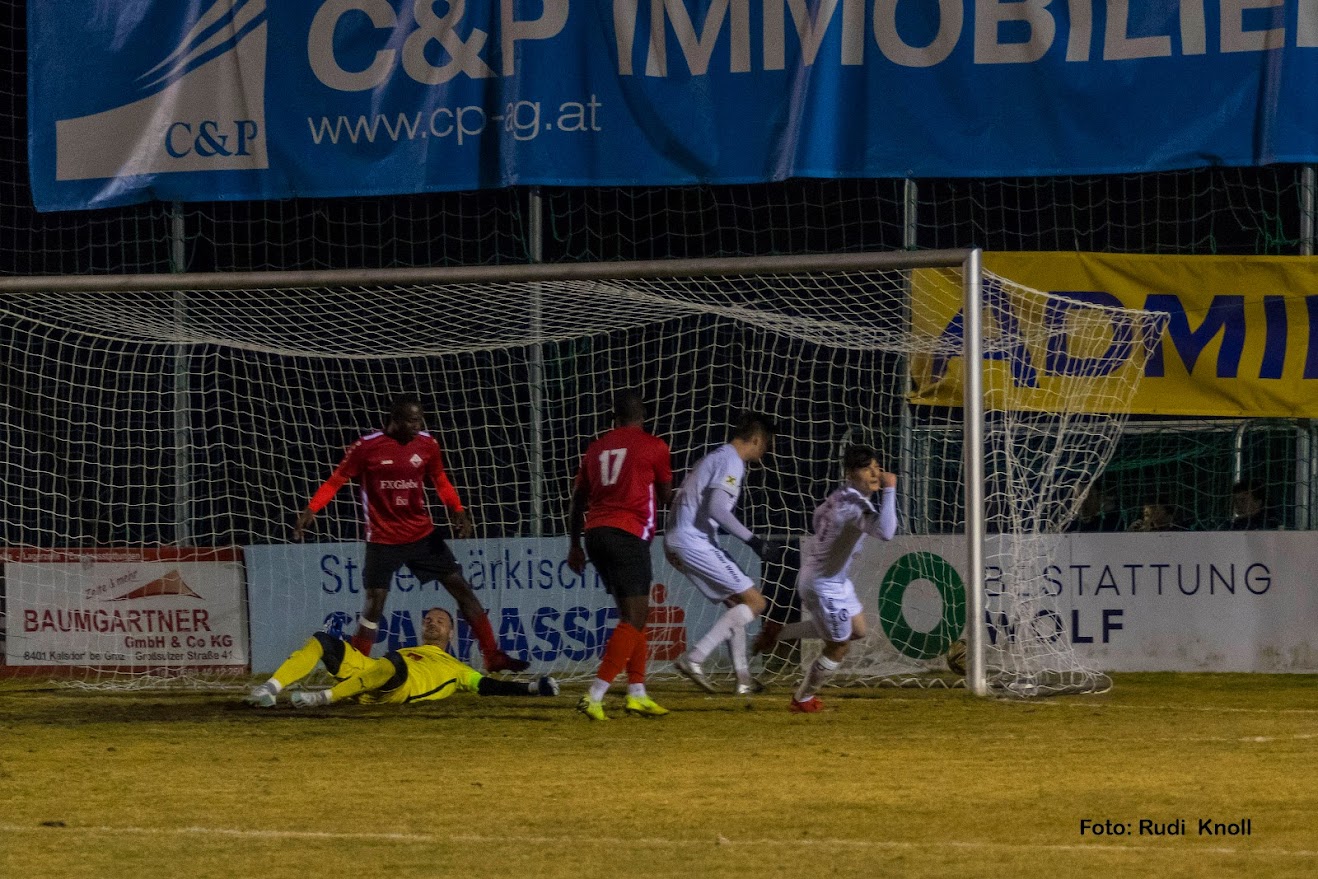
top-left (244, 607), bottom-right (559, 708)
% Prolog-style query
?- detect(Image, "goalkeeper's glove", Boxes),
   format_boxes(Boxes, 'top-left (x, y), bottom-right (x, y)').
top-left (747, 535), bottom-right (786, 564)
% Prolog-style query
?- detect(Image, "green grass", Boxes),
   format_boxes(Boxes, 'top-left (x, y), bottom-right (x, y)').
top-left (2, 674), bottom-right (1315, 879)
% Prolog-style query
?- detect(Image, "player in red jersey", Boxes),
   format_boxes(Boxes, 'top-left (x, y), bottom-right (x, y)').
top-left (567, 390), bottom-right (673, 720)
top-left (294, 396), bottom-right (528, 673)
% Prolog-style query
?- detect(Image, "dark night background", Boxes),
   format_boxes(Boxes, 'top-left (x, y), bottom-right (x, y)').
top-left (0, 2), bottom-right (1310, 551)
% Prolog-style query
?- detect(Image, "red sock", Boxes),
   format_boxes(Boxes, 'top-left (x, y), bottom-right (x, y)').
top-left (468, 611), bottom-right (499, 659)
top-left (598, 622), bottom-right (641, 686)
top-left (350, 629), bottom-right (375, 657)
top-left (625, 625), bottom-right (648, 685)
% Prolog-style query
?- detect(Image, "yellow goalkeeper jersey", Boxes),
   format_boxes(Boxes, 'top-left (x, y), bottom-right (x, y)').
top-left (360, 645), bottom-right (482, 705)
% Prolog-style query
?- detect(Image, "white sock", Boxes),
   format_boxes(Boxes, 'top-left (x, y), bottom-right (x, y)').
top-left (357, 616), bottom-right (378, 630)
top-left (778, 619), bottom-right (823, 641)
top-left (729, 624), bottom-right (751, 684)
top-left (264, 679), bottom-right (284, 694)
top-left (690, 603), bottom-right (756, 664)
top-left (795, 655), bottom-right (840, 702)
top-left (627, 683), bottom-right (647, 698)
top-left (588, 677), bottom-right (610, 702)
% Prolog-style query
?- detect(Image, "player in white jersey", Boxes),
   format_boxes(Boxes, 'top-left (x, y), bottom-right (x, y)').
top-left (758, 444), bottom-right (897, 713)
top-left (664, 412), bottom-right (781, 695)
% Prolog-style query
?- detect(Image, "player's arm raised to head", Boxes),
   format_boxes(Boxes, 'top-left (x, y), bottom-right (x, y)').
top-left (861, 476), bottom-right (899, 540)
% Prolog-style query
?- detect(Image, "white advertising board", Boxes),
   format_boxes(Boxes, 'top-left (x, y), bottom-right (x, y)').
top-left (242, 532), bottom-right (1317, 674)
top-left (851, 532), bottom-right (1318, 672)
top-left (4, 548), bottom-right (247, 669)
top-left (243, 539), bottom-right (747, 674)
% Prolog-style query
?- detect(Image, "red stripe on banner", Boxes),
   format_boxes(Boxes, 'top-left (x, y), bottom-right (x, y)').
top-left (0, 547), bottom-right (242, 563)
top-left (0, 664), bottom-right (249, 678)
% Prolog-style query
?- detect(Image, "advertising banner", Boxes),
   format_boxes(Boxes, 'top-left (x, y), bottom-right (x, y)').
top-left (244, 538), bottom-right (751, 674)
top-left (5, 534), bottom-right (1305, 674)
top-left (3, 548), bottom-right (247, 669)
top-left (244, 532), bottom-right (1316, 674)
top-left (28, 1), bottom-right (1318, 211)
top-left (856, 532), bottom-right (1318, 673)
top-left (912, 253), bottom-right (1318, 417)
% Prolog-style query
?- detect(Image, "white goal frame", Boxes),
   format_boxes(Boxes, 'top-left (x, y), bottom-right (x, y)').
top-left (0, 249), bottom-right (993, 694)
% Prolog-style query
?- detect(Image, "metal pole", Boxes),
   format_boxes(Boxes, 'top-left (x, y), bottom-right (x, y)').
top-left (1309, 425), bottom-right (1318, 531)
top-left (528, 189), bottom-right (546, 538)
top-left (1296, 168), bottom-right (1313, 529)
top-left (1301, 166), bottom-right (1315, 257)
top-left (170, 203), bottom-right (192, 546)
top-left (0, 249), bottom-right (978, 293)
top-left (903, 179), bottom-right (919, 252)
top-left (1295, 425), bottom-right (1313, 530)
top-left (962, 249), bottom-right (988, 697)
top-left (1231, 421), bottom-right (1247, 484)
top-left (899, 179), bottom-right (918, 531)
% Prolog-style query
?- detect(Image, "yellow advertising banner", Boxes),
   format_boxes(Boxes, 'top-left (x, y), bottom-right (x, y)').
top-left (911, 252), bottom-right (1318, 418)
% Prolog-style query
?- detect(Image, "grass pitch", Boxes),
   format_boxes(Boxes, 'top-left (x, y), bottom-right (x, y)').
top-left (2, 673), bottom-right (1315, 879)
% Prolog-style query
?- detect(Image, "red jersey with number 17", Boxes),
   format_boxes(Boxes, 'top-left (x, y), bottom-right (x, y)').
top-left (314, 431), bottom-right (465, 545)
top-left (574, 425), bottom-right (673, 541)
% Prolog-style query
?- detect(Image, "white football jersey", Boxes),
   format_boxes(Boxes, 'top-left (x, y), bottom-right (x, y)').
top-left (666, 444), bottom-right (745, 541)
top-left (800, 486), bottom-right (897, 585)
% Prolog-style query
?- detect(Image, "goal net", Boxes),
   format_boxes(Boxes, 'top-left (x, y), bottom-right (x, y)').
top-left (0, 253), bottom-right (1162, 696)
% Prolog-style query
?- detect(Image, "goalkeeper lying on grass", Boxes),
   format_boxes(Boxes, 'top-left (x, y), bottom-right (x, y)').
top-left (244, 607), bottom-right (559, 708)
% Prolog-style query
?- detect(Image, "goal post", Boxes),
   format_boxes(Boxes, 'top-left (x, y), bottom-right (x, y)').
top-left (963, 248), bottom-right (988, 697)
top-left (0, 251), bottom-right (1162, 696)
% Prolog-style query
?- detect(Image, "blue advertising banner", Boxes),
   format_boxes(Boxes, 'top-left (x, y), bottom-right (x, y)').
top-left (243, 537), bottom-right (756, 674)
top-left (28, 0), bottom-right (1318, 211)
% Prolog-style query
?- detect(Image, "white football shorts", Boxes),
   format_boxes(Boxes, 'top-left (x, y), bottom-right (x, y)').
top-left (664, 533), bottom-right (753, 602)
top-left (799, 578), bottom-right (863, 643)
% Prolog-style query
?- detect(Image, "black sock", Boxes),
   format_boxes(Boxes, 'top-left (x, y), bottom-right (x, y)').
top-left (477, 676), bottom-right (531, 697)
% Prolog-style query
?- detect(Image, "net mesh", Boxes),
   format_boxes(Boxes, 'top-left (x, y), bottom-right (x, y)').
top-left (0, 262), bottom-right (1163, 697)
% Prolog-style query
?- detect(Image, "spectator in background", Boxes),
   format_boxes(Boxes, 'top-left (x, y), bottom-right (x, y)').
top-left (1066, 482), bottom-right (1123, 533)
top-left (1128, 498), bottom-right (1185, 532)
top-left (1226, 481), bottom-right (1278, 530)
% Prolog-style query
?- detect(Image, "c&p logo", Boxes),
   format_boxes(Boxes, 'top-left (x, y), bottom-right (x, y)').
top-left (55, 0), bottom-right (269, 182)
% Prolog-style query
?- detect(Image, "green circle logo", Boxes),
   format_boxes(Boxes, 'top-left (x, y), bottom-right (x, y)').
top-left (878, 551), bottom-right (966, 659)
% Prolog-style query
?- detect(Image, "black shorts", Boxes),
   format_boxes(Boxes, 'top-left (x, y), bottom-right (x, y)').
top-left (584, 527), bottom-right (653, 600)
top-left (363, 530), bottom-right (460, 591)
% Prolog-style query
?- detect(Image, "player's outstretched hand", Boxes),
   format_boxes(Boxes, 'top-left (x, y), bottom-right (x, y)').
top-left (453, 509), bottom-right (475, 539)
top-left (567, 544), bottom-right (587, 576)
top-left (879, 471), bottom-right (897, 490)
top-left (747, 536), bottom-right (786, 564)
top-left (293, 508), bottom-right (316, 542)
